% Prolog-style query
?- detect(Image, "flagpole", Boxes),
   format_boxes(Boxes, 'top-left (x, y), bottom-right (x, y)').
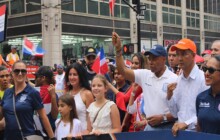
top-left (21, 36), bottom-right (25, 61)
top-left (112, 14), bottom-right (115, 32)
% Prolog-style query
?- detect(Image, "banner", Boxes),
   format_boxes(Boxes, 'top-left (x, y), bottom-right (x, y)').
top-left (62, 130), bottom-right (220, 140)
top-left (0, 4), bottom-right (7, 42)
top-left (7, 65), bottom-right (39, 79)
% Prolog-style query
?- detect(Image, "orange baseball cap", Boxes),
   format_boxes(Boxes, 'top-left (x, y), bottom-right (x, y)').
top-left (171, 38), bottom-right (196, 53)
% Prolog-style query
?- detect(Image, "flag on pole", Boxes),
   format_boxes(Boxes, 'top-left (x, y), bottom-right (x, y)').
top-left (0, 5), bottom-right (7, 42)
top-left (109, 0), bottom-right (115, 16)
top-left (92, 47), bottom-right (108, 75)
top-left (22, 37), bottom-right (45, 56)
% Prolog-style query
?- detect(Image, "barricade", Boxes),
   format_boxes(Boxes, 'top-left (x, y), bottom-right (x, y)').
top-left (62, 130), bottom-right (220, 140)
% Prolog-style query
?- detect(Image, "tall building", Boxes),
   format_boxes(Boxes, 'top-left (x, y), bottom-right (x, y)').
top-left (0, 0), bottom-right (219, 66)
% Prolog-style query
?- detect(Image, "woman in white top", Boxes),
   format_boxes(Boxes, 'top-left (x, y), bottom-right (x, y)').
top-left (86, 74), bottom-right (121, 135)
top-left (55, 94), bottom-right (82, 140)
top-left (65, 63), bottom-right (94, 131)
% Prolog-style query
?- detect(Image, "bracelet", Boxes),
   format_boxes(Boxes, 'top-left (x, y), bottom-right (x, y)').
top-left (131, 92), bottom-right (136, 97)
top-left (116, 50), bottom-right (122, 57)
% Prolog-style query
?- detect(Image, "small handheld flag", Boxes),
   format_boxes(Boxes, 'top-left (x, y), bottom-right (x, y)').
top-left (92, 47), bottom-right (108, 75)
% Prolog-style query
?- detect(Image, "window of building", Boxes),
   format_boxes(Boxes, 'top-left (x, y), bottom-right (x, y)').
top-left (88, 0), bottom-right (98, 15)
top-left (11, 0), bottom-right (24, 14)
top-left (204, 0), bottom-right (220, 15)
top-left (61, 0), bottom-right (74, 11)
top-left (162, 0), bottom-right (181, 7)
top-left (75, 0), bottom-right (86, 13)
top-left (121, 6), bottom-right (129, 18)
top-left (144, 3), bottom-right (157, 22)
top-left (100, 2), bottom-right (109, 16)
top-left (26, 0), bottom-right (41, 12)
top-left (162, 7), bottom-right (181, 25)
top-left (186, 11), bottom-right (200, 28)
top-left (186, 0), bottom-right (199, 11)
top-left (114, 4), bottom-right (120, 18)
top-left (204, 14), bottom-right (220, 32)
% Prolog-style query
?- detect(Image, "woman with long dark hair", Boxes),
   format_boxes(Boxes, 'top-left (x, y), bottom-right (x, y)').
top-left (65, 63), bottom-right (94, 132)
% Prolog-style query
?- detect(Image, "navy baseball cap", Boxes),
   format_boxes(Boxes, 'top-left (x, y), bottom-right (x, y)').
top-left (144, 44), bottom-right (167, 57)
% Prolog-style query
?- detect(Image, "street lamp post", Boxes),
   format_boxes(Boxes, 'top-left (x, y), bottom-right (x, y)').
top-left (122, 0), bottom-right (143, 52)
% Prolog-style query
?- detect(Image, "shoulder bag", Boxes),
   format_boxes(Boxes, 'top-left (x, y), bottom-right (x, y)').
top-left (13, 94), bottom-right (44, 140)
top-left (93, 101), bottom-right (110, 123)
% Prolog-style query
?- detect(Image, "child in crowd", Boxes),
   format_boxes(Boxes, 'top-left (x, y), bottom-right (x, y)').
top-left (86, 74), bottom-right (121, 135)
top-left (55, 94), bottom-right (82, 140)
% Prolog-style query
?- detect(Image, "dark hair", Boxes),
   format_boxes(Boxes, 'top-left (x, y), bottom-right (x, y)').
top-left (65, 62), bottom-right (90, 91)
top-left (213, 55), bottom-right (220, 68)
top-left (132, 52), bottom-right (145, 69)
top-left (12, 60), bottom-right (27, 70)
top-left (58, 94), bottom-right (78, 133)
top-left (36, 66), bottom-right (55, 85)
top-left (0, 66), bottom-right (7, 72)
top-left (166, 43), bottom-right (175, 53)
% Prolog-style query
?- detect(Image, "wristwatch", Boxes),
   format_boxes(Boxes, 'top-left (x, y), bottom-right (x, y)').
top-left (163, 114), bottom-right (167, 123)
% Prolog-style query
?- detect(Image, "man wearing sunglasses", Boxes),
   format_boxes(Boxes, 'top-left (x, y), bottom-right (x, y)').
top-left (167, 38), bottom-right (209, 136)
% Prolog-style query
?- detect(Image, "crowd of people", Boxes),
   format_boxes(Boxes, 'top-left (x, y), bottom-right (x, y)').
top-left (0, 34), bottom-right (219, 140)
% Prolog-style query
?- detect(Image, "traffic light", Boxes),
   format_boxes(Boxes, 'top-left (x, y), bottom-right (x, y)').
top-left (123, 44), bottom-right (134, 55)
top-left (123, 44), bottom-right (129, 55)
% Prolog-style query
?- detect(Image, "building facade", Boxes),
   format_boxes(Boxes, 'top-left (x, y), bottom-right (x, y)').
top-left (0, 0), bottom-right (219, 66)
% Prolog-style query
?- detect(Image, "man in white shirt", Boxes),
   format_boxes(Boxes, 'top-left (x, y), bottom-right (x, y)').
top-left (167, 38), bottom-right (209, 136)
top-left (55, 64), bottom-right (65, 97)
top-left (112, 32), bottom-right (178, 130)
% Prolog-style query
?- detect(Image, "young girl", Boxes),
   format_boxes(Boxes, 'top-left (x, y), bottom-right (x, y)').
top-left (55, 94), bottom-right (82, 140)
top-left (86, 75), bottom-right (121, 135)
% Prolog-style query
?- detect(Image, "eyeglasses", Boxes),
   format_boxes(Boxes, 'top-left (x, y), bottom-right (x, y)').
top-left (202, 66), bottom-right (220, 74)
top-left (13, 69), bottom-right (27, 75)
top-left (0, 74), bottom-right (10, 78)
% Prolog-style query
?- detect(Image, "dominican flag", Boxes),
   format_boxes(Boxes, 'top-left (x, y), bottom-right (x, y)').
top-left (92, 47), bottom-right (108, 75)
top-left (109, 0), bottom-right (115, 16)
top-left (23, 37), bottom-right (45, 56)
top-left (0, 5), bottom-right (7, 42)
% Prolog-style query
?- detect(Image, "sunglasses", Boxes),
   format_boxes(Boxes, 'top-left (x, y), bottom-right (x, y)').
top-left (202, 66), bottom-right (220, 74)
top-left (0, 74), bottom-right (10, 78)
top-left (13, 69), bottom-right (27, 75)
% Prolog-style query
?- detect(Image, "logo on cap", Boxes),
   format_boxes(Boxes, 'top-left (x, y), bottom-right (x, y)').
top-left (152, 45), bottom-right (157, 49)
top-left (88, 48), bottom-right (95, 52)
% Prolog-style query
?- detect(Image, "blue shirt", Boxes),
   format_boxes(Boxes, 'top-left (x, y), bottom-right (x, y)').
top-left (1, 84), bottom-right (44, 140)
top-left (196, 88), bottom-right (220, 134)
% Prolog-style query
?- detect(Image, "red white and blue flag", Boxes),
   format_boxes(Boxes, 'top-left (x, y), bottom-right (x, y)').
top-left (109, 0), bottom-right (115, 16)
top-left (0, 5), bottom-right (6, 42)
top-left (22, 37), bottom-right (45, 56)
top-left (92, 47), bottom-right (108, 75)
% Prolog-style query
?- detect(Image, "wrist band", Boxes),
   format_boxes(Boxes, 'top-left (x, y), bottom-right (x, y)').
top-left (116, 50), bottom-right (122, 57)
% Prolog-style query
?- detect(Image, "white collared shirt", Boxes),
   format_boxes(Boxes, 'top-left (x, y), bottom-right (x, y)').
top-left (134, 66), bottom-right (178, 117)
top-left (167, 64), bottom-right (209, 130)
